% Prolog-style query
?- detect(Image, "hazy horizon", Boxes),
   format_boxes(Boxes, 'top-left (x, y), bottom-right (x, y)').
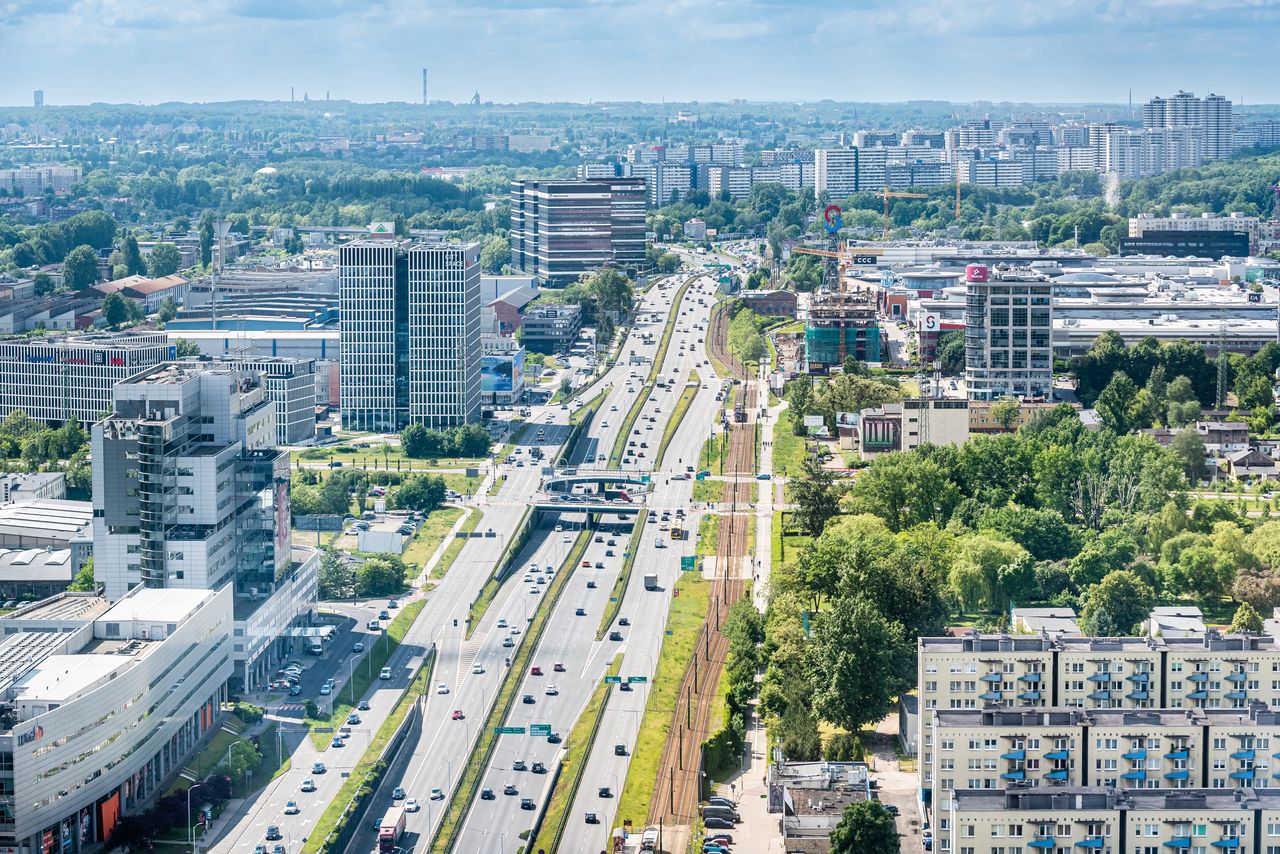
top-left (1, 0), bottom-right (1275, 109)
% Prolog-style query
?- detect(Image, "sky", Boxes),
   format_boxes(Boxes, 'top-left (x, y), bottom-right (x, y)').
top-left (0, 0), bottom-right (1277, 107)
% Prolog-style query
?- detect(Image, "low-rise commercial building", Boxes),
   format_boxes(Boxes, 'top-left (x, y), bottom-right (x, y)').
top-left (0, 473), bottom-right (65, 503)
top-left (0, 499), bottom-right (92, 572)
top-left (0, 586), bottom-right (233, 853)
top-left (521, 304), bottom-right (582, 354)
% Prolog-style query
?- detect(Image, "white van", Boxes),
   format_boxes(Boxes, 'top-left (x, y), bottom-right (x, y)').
top-left (380, 666), bottom-right (392, 680)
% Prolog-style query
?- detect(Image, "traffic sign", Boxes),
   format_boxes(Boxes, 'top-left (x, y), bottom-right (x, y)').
top-left (610, 597), bottom-right (618, 602)
top-left (604, 676), bottom-right (622, 684)
top-left (627, 676), bottom-right (648, 684)
top-left (496, 726), bottom-right (525, 735)
top-left (680, 556), bottom-right (697, 571)
top-left (530, 724), bottom-right (552, 736)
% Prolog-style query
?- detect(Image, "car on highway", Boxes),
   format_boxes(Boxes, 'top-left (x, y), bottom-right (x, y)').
top-left (254, 846), bottom-right (269, 854)
top-left (330, 736), bottom-right (344, 748)
top-left (554, 662), bottom-right (566, 672)
top-left (352, 642), bottom-right (364, 653)
top-left (358, 699), bottom-right (371, 711)
top-left (497, 618), bottom-right (508, 628)
top-left (598, 786), bottom-right (613, 798)
top-left (575, 607), bottom-right (587, 615)
top-left (266, 826), bottom-right (282, 840)
top-left (406, 797), bottom-right (422, 812)
top-left (547, 731), bottom-right (562, 743)
top-left (532, 761), bottom-right (546, 773)
top-left (503, 636), bottom-right (515, 647)
top-left (283, 801), bottom-right (299, 815)
top-left (503, 784), bottom-right (518, 796)
top-left (436, 683), bottom-right (449, 694)
top-left (595, 560), bottom-right (605, 568)
top-left (531, 665), bottom-right (543, 676)
top-left (545, 684), bottom-right (559, 695)
top-left (586, 581), bottom-right (596, 589)
top-left (318, 684), bottom-right (331, 696)
top-left (608, 630), bottom-right (623, 641)
top-left (521, 797), bottom-right (535, 810)
top-left (523, 574), bottom-right (533, 582)
top-left (522, 694), bottom-right (535, 704)
top-left (452, 709), bottom-right (465, 720)
top-left (311, 762), bottom-right (326, 774)
top-left (472, 664), bottom-right (485, 674)
top-left (619, 617), bottom-right (630, 626)
top-left (614, 743), bottom-right (628, 755)
top-left (620, 682), bottom-right (633, 692)
top-left (300, 779), bottom-right (316, 792)
top-left (585, 812), bottom-right (599, 824)
top-left (347, 713), bottom-right (360, 725)
top-left (392, 786), bottom-right (405, 800)
top-left (380, 666), bottom-right (392, 679)
top-left (480, 788), bottom-right (495, 800)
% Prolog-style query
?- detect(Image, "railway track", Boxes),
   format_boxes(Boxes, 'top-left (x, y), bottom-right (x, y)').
top-left (647, 354), bottom-right (755, 833)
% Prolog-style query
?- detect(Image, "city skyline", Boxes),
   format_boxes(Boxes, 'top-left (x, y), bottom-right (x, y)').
top-left (0, 0), bottom-right (1276, 107)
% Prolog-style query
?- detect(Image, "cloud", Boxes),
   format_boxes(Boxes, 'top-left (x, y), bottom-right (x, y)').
top-left (229, 0), bottom-right (375, 19)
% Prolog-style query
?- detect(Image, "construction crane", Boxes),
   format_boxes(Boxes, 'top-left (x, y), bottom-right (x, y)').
top-left (792, 244), bottom-right (886, 292)
top-left (877, 188), bottom-right (928, 238)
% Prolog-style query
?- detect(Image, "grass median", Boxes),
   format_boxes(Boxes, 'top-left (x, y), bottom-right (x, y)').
top-left (466, 506), bottom-right (533, 639)
top-left (308, 599), bottom-right (425, 749)
top-left (595, 516), bottom-right (646, 641)
top-left (655, 370), bottom-right (699, 470)
top-left (613, 570), bottom-right (710, 831)
top-left (428, 509), bottom-right (482, 582)
top-left (302, 650), bottom-right (434, 854)
top-left (528, 654), bottom-right (621, 854)
top-left (429, 530), bottom-right (591, 854)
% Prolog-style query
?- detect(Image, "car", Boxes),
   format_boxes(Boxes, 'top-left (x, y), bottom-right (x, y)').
top-left (575, 607), bottom-right (586, 616)
top-left (380, 666), bottom-right (392, 679)
top-left (497, 618), bottom-right (508, 628)
top-left (503, 784), bottom-right (518, 796)
top-left (272, 846), bottom-right (287, 854)
top-left (756, 473), bottom-right (771, 480)
top-left (554, 524), bottom-right (563, 532)
top-left (300, 779), bottom-right (316, 792)
top-left (704, 817), bottom-right (735, 830)
top-left (522, 694), bottom-right (535, 704)
top-left (436, 683), bottom-right (450, 695)
top-left (607, 539), bottom-right (617, 546)
top-left (536, 575), bottom-right (546, 584)
top-left (367, 619), bottom-right (380, 631)
top-left (352, 642), bottom-right (364, 653)
top-left (585, 812), bottom-right (600, 824)
top-left (521, 797), bottom-right (536, 810)
top-left (407, 797), bottom-right (422, 812)
top-left (311, 762), bottom-right (326, 774)
top-left (708, 797), bottom-right (736, 809)
top-left (598, 786), bottom-right (613, 798)
top-left (481, 788), bottom-right (495, 800)
top-left (392, 786), bottom-right (405, 800)
top-left (513, 759), bottom-right (528, 771)
top-left (452, 709), bottom-right (464, 720)
top-left (388, 599), bottom-right (398, 610)
top-left (545, 684), bottom-right (559, 695)
top-left (523, 574), bottom-right (533, 582)
top-left (619, 681), bottom-right (633, 692)
top-left (379, 610), bottom-right (390, 620)
top-left (318, 684), bottom-right (331, 696)
top-left (594, 535), bottom-right (604, 543)
top-left (289, 685), bottom-right (302, 697)
top-left (554, 662), bottom-right (566, 672)
top-left (547, 732), bottom-right (562, 743)
top-left (605, 549), bottom-right (615, 557)
top-left (266, 826), bottom-right (282, 840)
top-left (923, 831), bottom-right (934, 851)
top-left (255, 846), bottom-right (269, 854)
top-left (581, 560), bottom-right (591, 568)
top-left (608, 631), bottom-right (623, 641)
top-left (706, 833), bottom-right (734, 845)
top-left (586, 581), bottom-right (597, 589)
top-left (883, 803), bottom-right (899, 816)
top-left (531, 665), bottom-right (543, 676)
top-left (702, 845), bottom-right (730, 854)
top-left (562, 534), bottom-right (572, 543)
top-left (619, 617), bottom-right (630, 626)
top-left (357, 699), bottom-right (370, 711)
top-left (532, 761), bottom-right (546, 773)
top-left (595, 561), bottom-right (605, 568)
top-left (472, 663), bottom-right (485, 675)
top-left (330, 736), bottom-right (345, 748)
top-left (347, 713), bottom-right (361, 725)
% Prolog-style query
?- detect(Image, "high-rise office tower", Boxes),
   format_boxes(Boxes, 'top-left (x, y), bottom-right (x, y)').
top-left (91, 360), bottom-right (317, 690)
top-left (338, 239), bottom-right (481, 431)
top-left (963, 264), bottom-right (1053, 401)
top-left (509, 178), bottom-right (647, 287)
top-left (32, 90), bottom-right (43, 108)
top-left (1143, 90), bottom-right (1233, 161)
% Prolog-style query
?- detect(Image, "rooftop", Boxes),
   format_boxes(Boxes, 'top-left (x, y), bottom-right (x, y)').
top-left (0, 499), bottom-right (92, 537)
top-left (6, 591), bottom-right (110, 622)
top-left (99, 587), bottom-right (210, 625)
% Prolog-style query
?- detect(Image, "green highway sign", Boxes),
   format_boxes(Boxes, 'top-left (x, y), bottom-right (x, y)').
top-left (496, 726), bottom-right (525, 735)
top-left (530, 724), bottom-right (552, 736)
top-left (627, 676), bottom-right (648, 684)
top-left (604, 676), bottom-right (622, 684)
top-left (680, 556), bottom-right (697, 571)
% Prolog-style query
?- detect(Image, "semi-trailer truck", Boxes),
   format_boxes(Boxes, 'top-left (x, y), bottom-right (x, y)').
top-left (378, 806), bottom-right (406, 852)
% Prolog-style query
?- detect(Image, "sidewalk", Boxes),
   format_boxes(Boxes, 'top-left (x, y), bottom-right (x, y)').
top-left (708, 699), bottom-right (779, 854)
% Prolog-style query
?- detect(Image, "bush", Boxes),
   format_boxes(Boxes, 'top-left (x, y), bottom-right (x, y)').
top-left (234, 702), bottom-right (265, 725)
top-left (823, 732), bottom-right (864, 761)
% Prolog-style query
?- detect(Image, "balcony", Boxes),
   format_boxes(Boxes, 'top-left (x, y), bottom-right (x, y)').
top-left (1075, 839), bottom-right (1105, 850)
top-left (1226, 671), bottom-right (1247, 683)
top-left (1225, 690), bottom-right (1248, 701)
top-left (1210, 839), bottom-right (1241, 849)
top-left (1018, 672), bottom-right (1042, 683)
top-left (1045, 769), bottom-right (1069, 782)
top-left (1001, 770), bottom-right (1027, 781)
top-left (1188, 672), bottom-right (1208, 683)
top-left (1122, 749), bottom-right (1146, 760)
top-left (1164, 769), bottom-right (1190, 781)
top-left (1230, 749), bottom-right (1254, 760)
top-left (980, 690), bottom-right (1003, 701)
top-left (1186, 690), bottom-right (1209, 701)
top-left (1002, 750), bottom-right (1026, 761)
top-left (1127, 672), bottom-right (1150, 683)
top-left (1019, 691), bottom-right (1042, 701)
top-left (1045, 750), bottom-right (1070, 761)
top-left (1121, 770), bottom-right (1147, 780)
top-left (1028, 839), bottom-right (1055, 850)
top-left (1163, 839), bottom-right (1190, 850)
top-left (1127, 690), bottom-right (1150, 701)
top-left (1229, 769), bottom-right (1255, 780)
top-left (980, 672), bottom-right (1003, 683)
top-left (1087, 672), bottom-right (1113, 682)
top-left (1088, 690), bottom-right (1112, 700)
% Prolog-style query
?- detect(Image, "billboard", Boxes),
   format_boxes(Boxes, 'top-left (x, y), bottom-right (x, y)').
top-left (916, 313), bottom-right (940, 333)
top-left (802, 415), bottom-right (825, 431)
top-left (481, 348), bottom-right (524, 395)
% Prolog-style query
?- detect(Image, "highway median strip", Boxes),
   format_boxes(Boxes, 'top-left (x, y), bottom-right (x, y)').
top-left (528, 654), bottom-right (621, 854)
top-left (655, 369), bottom-right (699, 471)
top-left (466, 506), bottom-right (533, 639)
top-left (595, 515), bottom-right (647, 641)
top-left (429, 529), bottom-right (591, 854)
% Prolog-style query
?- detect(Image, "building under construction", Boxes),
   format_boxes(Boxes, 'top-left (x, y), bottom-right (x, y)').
top-left (804, 290), bottom-right (882, 370)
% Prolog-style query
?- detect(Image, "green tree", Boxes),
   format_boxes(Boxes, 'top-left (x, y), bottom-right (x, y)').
top-left (391, 474), bottom-right (446, 512)
top-left (147, 242), bottom-right (182, 276)
top-left (67, 557), bottom-right (96, 592)
top-left (989, 396), bottom-right (1022, 430)
top-left (121, 234), bottom-right (146, 276)
top-left (173, 338), bottom-right (201, 357)
top-left (791, 455), bottom-right (842, 536)
top-left (317, 547), bottom-right (353, 600)
top-left (1095, 371), bottom-right (1139, 434)
top-left (401, 424), bottom-right (431, 459)
top-left (830, 800), bottom-right (900, 854)
top-left (156, 296), bottom-right (179, 324)
top-left (198, 213), bottom-right (214, 267)
top-left (61, 245), bottom-right (99, 290)
top-left (806, 597), bottom-right (912, 733)
top-left (1231, 601), bottom-right (1265, 634)
top-left (1078, 569), bottom-right (1156, 636)
top-left (1166, 375), bottom-right (1201, 427)
top-left (355, 556), bottom-right (405, 597)
top-left (102, 292), bottom-right (142, 327)
top-left (1171, 428), bottom-right (1207, 483)
top-left (32, 272), bottom-right (53, 295)
top-left (479, 235), bottom-right (510, 273)
top-left (849, 452), bottom-right (960, 532)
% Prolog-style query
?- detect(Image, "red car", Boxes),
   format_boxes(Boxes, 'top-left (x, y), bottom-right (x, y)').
top-left (581, 560), bottom-right (591, 568)
top-left (451, 709), bottom-right (464, 720)
top-left (531, 666), bottom-right (543, 676)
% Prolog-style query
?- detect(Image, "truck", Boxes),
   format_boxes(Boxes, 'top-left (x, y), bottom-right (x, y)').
top-left (378, 806), bottom-right (406, 852)
top-left (641, 826), bottom-right (659, 850)
top-left (643, 573), bottom-right (658, 591)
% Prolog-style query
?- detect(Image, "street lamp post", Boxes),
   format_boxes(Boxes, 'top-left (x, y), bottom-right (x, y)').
top-left (187, 782), bottom-right (204, 853)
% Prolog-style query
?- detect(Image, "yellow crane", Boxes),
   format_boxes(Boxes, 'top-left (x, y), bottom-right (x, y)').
top-left (877, 188), bottom-right (928, 238)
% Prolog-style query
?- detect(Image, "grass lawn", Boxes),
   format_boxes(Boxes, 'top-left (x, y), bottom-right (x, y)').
top-left (655, 371), bottom-right (699, 469)
top-left (429, 509), bottom-right (483, 582)
top-left (698, 432), bottom-right (729, 475)
top-left (430, 532), bottom-right (590, 853)
top-left (771, 510), bottom-right (812, 572)
top-left (596, 517), bottom-right (646, 640)
top-left (400, 506), bottom-right (463, 576)
top-left (528, 655), bottom-right (621, 854)
top-left (692, 478), bottom-right (723, 503)
top-left (302, 653), bottom-right (432, 854)
top-left (696, 514), bottom-right (720, 558)
top-left (496, 421), bottom-right (531, 460)
top-left (307, 600), bottom-right (425, 749)
top-left (614, 571), bottom-right (710, 832)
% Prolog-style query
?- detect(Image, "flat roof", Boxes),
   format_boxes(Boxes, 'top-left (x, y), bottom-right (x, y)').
top-left (0, 499), bottom-right (92, 536)
top-left (0, 548), bottom-right (72, 581)
top-left (99, 588), bottom-right (210, 625)
top-left (13, 653), bottom-right (127, 705)
top-left (7, 592), bottom-right (110, 622)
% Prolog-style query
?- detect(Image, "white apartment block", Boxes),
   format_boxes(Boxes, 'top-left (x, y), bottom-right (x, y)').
top-left (1010, 149), bottom-right (1061, 182)
top-left (1130, 212), bottom-right (1262, 255)
top-left (710, 142), bottom-right (743, 165)
top-left (1144, 90), bottom-right (1233, 161)
top-left (853, 130), bottom-right (902, 147)
top-left (957, 159), bottom-right (1027, 187)
top-left (814, 148), bottom-right (859, 198)
top-left (962, 266), bottom-right (1053, 400)
top-left (0, 165), bottom-right (82, 196)
top-left (577, 162), bottom-right (619, 179)
top-left (707, 165), bottom-right (754, 200)
top-left (0, 333), bottom-right (173, 427)
top-left (1104, 127), bottom-right (1203, 179)
top-left (886, 159), bottom-right (953, 188)
top-left (1058, 146), bottom-right (1100, 173)
top-left (944, 787), bottom-right (1272, 854)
